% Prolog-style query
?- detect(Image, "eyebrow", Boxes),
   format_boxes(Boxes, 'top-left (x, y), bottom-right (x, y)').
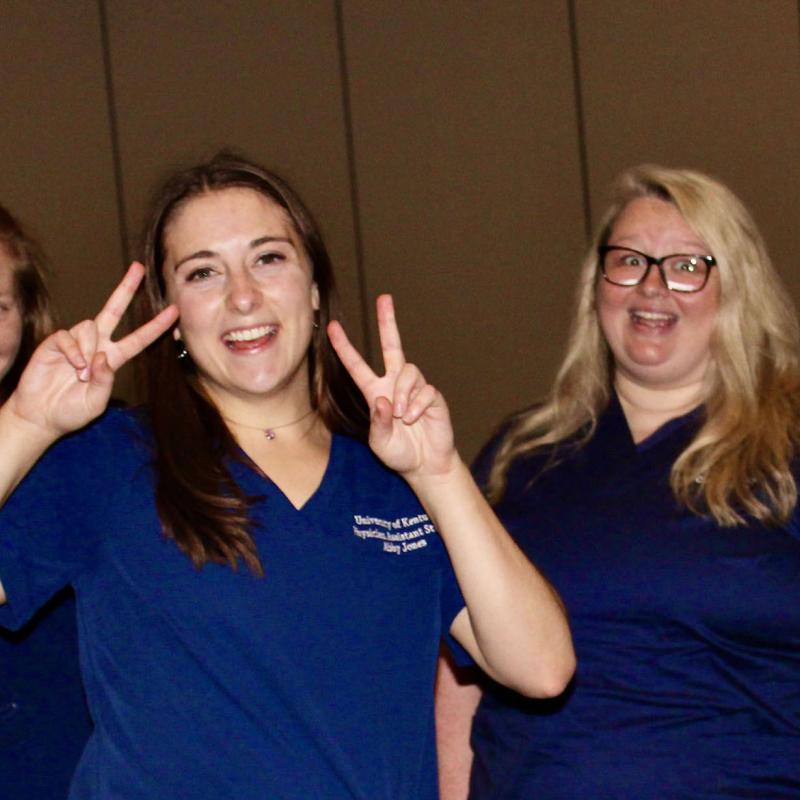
top-left (172, 236), bottom-right (294, 271)
top-left (612, 238), bottom-right (710, 253)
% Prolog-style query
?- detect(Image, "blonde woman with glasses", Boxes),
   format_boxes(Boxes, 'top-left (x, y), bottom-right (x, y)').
top-left (437, 165), bottom-right (800, 799)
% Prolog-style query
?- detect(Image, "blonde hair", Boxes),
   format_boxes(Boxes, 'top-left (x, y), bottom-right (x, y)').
top-left (487, 164), bottom-right (800, 526)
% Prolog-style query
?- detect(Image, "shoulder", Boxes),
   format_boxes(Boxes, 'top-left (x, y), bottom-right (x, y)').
top-left (471, 411), bottom-right (565, 490)
top-left (38, 405), bottom-right (152, 474)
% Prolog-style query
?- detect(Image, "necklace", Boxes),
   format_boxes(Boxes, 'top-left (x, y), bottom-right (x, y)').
top-left (222, 408), bottom-right (316, 440)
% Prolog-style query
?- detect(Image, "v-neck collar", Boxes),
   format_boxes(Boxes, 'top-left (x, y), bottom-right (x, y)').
top-left (603, 390), bottom-right (702, 455)
top-left (234, 433), bottom-right (343, 514)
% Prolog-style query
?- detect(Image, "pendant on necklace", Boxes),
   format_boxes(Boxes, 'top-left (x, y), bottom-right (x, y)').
top-left (264, 429), bottom-right (277, 441)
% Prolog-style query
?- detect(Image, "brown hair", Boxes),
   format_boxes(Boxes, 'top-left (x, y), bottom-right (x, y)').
top-left (0, 204), bottom-right (54, 403)
top-left (139, 152), bottom-right (368, 574)
top-left (487, 164), bottom-right (800, 527)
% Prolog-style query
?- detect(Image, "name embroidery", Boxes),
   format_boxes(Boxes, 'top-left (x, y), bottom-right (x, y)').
top-left (352, 513), bottom-right (436, 555)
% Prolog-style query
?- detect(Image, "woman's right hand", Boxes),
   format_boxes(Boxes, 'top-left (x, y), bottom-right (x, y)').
top-left (7, 262), bottom-right (178, 438)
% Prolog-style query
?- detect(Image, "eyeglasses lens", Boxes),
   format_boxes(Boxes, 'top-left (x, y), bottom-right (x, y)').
top-left (603, 249), bottom-right (709, 292)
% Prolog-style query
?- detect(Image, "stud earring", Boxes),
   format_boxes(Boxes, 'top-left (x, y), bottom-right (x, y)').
top-left (175, 340), bottom-right (189, 361)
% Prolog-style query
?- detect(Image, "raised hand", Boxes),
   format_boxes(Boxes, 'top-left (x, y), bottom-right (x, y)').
top-left (327, 294), bottom-right (458, 479)
top-left (9, 262), bottom-right (178, 437)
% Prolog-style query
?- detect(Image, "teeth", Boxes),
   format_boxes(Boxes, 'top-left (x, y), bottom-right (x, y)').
top-left (224, 325), bottom-right (277, 342)
top-left (631, 310), bottom-right (674, 321)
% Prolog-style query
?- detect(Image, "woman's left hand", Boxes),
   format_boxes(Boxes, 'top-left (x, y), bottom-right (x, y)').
top-left (327, 295), bottom-right (458, 479)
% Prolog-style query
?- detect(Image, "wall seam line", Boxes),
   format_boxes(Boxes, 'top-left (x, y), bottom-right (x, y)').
top-left (567, 0), bottom-right (593, 242)
top-left (98, 0), bottom-right (130, 266)
top-left (334, 0), bottom-right (372, 359)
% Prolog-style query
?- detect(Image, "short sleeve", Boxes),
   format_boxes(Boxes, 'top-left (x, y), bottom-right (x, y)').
top-left (0, 414), bottom-right (122, 630)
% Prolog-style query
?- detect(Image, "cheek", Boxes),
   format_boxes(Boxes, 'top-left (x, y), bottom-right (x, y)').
top-left (596, 283), bottom-right (626, 334)
top-left (0, 314), bottom-right (23, 358)
top-left (170, 291), bottom-right (214, 345)
top-left (678, 290), bottom-right (719, 334)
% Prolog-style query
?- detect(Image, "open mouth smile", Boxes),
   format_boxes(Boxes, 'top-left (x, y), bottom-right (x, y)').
top-left (222, 324), bottom-right (278, 350)
top-left (629, 309), bottom-right (677, 329)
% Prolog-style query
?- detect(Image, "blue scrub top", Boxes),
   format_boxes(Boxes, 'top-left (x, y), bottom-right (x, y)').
top-left (470, 395), bottom-right (800, 799)
top-left (0, 408), bottom-right (466, 799)
top-left (1, 589), bottom-right (92, 799)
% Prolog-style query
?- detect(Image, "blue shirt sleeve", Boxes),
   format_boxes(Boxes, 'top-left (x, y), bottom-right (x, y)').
top-left (0, 419), bottom-right (112, 630)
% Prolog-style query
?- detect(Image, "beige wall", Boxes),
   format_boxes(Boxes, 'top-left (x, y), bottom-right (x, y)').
top-left (2, 0), bottom-right (798, 458)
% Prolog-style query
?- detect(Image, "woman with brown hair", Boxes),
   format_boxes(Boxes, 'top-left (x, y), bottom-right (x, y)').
top-left (0, 204), bottom-right (92, 798)
top-left (437, 165), bottom-right (800, 798)
top-left (0, 204), bottom-right (53, 403)
top-left (0, 153), bottom-right (573, 799)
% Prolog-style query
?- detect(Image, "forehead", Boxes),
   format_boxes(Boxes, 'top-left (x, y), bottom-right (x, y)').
top-left (164, 187), bottom-right (295, 248)
top-left (611, 196), bottom-right (707, 249)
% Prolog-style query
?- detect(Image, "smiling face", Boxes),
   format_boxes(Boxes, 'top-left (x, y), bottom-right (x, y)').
top-left (162, 187), bottom-right (319, 415)
top-left (597, 196), bottom-right (720, 393)
top-left (0, 248), bottom-right (23, 384)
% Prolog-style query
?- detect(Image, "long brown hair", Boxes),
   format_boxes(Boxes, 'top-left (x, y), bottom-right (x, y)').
top-left (487, 165), bottom-right (800, 527)
top-left (138, 152), bottom-right (368, 574)
top-left (0, 204), bottom-right (54, 403)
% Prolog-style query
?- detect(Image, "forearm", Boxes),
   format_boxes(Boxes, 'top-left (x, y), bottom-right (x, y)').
top-left (0, 398), bottom-right (57, 505)
top-left (407, 459), bottom-right (575, 697)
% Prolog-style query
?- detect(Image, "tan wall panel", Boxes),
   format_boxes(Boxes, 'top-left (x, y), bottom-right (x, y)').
top-left (344, 1), bottom-right (586, 458)
top-left (577, 0), bottom-right (800, 292)
top-left (105, 0), bottom-right (365, 344)
top-left (0, 1), bottom-right (123, 325)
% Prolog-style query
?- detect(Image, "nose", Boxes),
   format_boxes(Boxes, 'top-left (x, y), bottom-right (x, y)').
top-left (637, 262), bottom-right (669, 296)
top-left (226, 271), bottom-right (263, 314)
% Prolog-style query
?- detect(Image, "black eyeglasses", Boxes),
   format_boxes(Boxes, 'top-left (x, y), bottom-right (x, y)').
top-left (598, 246), bottom-right (716, 293)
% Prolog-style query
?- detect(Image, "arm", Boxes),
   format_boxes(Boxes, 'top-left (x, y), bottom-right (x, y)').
top-left (0, 262), bottom-right (178, 604)
top-left (327, 295), bottom-right (575, 697)
top-left (436, 649), bottom-right (482, 800)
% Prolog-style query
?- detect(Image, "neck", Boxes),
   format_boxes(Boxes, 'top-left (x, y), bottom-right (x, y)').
top-left (614, 373), bottom-right (704, 443)
top-left (201, 376), bottom-right (314, 431)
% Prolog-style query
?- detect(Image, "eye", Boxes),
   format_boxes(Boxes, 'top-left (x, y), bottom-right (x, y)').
top-left (186, 266), bottom-right (215, 282)
top-left (621, 253), bottom-right (645, 266)
top-left (674, 258), bottom-right (698, 273)
top-left (255, 251), bottom-right (286, 267)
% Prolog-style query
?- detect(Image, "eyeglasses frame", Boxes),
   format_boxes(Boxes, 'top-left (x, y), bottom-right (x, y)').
top-left (598, 245), bottom-right (717, 293)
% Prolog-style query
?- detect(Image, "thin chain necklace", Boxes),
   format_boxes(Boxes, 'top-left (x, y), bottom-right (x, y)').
top-left (222, 408), bottom-right (316, 440)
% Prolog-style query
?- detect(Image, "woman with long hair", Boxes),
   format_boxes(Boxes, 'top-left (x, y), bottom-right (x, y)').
top-left (0, 153), bottom-right (573, 799)
top-left (0, 203), bottom-right (92, 798)
top-left (437, 165), bottom-right (800, 798)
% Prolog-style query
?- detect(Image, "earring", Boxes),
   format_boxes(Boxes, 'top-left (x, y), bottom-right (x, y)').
top-left (175, 339), bottom-right (189, 361)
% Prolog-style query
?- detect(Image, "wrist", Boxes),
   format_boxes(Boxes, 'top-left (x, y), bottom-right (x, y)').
top-left (403, 453), bottom-right (469, 494)
top-left (0, 394), bottom-right (60, 450)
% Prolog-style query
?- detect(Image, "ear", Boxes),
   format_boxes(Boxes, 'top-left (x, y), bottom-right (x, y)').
top-left (311, 282), bottom-right (320, 311)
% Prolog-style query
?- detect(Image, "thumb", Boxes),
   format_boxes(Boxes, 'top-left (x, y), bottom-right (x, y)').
top-left (86, 351), bottom-right (115, 401)
top-left (369, 395), bottom-right (395, 448)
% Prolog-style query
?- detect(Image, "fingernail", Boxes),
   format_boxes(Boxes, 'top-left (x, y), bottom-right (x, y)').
top-left (78, 367), bottom-right (90, 382)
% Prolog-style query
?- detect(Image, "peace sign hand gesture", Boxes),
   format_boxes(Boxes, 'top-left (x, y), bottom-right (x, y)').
top-left (327, 295), bottom-right (458, 481)
top-left (9, 262), bottom-right (178, 439)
